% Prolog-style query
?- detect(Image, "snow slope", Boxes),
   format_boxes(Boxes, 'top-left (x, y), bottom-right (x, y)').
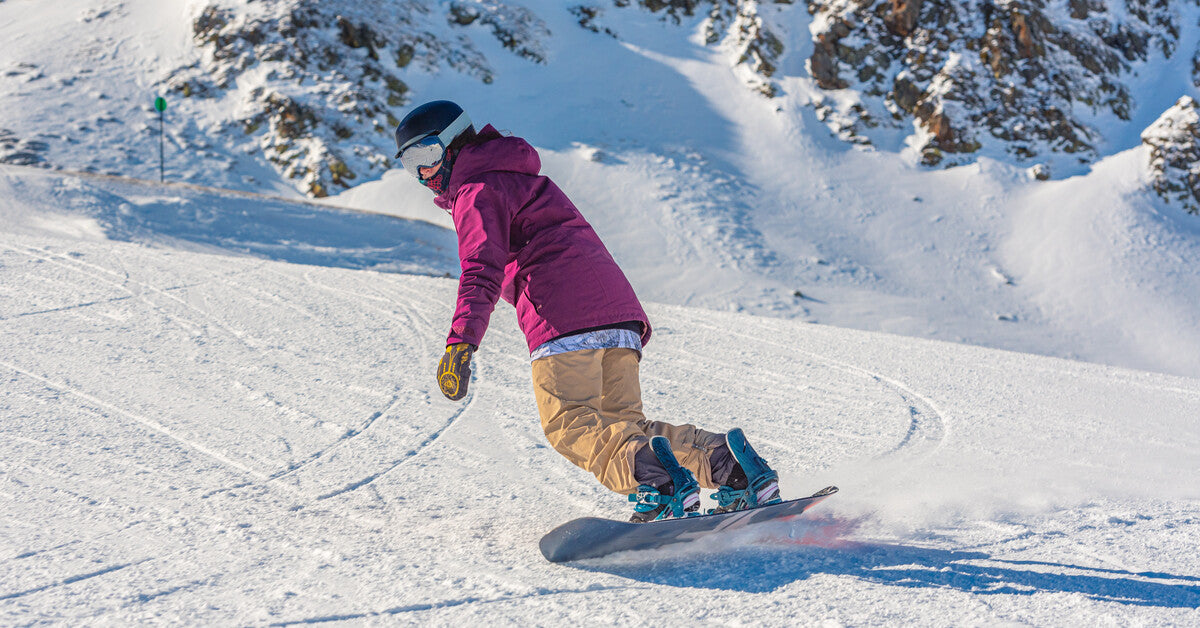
top-left (5, 1), bottom-right (1200, 381)
top-left (323, 4), bottom-right (1200, 379)
top-left (3, 169), bottom-right (1199, 624)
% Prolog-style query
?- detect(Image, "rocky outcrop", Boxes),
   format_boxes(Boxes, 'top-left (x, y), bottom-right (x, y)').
top-left (447, 1), bottom-right (550, 64)
top-left (806, 0), bottom-right (1186, 167)
top-left (168, 0), bottom-right (1197, 195)
top-left (171, 1), bottom-right (549, 197)
top-left (626, 0), bottom-right (1192, 171)
top-left (707, 2), bottom-right (788, 97)
top-left (1142, 96), bottom-right (1200, 215)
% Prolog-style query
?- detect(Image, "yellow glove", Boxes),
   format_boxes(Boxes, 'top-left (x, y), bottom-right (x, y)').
top-left (437, 343), bottom-right (474, 401)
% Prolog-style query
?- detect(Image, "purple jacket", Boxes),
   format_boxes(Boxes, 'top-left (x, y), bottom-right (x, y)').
top-left (434, 126), bottom-right (652, 353)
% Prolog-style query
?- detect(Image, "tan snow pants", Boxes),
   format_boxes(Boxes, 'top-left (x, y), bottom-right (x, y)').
top-left (531, 347), bottom-right (725, 494)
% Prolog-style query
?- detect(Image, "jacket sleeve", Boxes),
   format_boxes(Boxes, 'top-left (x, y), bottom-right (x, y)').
top-left (446, 181), bottom-right (511, 348)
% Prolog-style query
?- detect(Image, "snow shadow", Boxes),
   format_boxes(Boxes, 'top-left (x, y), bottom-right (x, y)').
top-left (575, 520), bottom-right (1200, 608)
top-left (101, 190), bottom-right (459, 275)
top-left (14, 170), bottom-right (460, 276)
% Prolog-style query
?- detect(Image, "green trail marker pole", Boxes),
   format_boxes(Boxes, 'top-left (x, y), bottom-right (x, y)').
top-left (154, 96), bottom-right (167, 182)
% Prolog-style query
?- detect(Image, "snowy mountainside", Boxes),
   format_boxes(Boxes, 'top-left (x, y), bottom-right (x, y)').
top-left (801, 0), bottom-right (1200, 172)
top-left (173, 0), bottom-right (1200, 188)
top-left (1001, 146), bottom-right (1200, 377)
top-left (6, 1), bottom-right (1199, 197)
top-left (3, 173), bottom-right (1200, 623)
top-left (174, 0), bottom-right (554, 197)
top-left (3, 3), bottom-right (1200, 374)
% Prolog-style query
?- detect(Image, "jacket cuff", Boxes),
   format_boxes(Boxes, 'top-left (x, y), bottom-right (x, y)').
top-left (446, 326), bottom-right (481, 348)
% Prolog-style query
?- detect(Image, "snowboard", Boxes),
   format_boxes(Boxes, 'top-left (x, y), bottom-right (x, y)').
top-left (539, 485), bottom-right (838, 563)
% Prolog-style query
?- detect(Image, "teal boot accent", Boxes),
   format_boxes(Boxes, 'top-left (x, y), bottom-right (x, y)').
top-left (708, 428), bottom-right (782, 514)
top-left (628, 436), bottom-right (701, 522)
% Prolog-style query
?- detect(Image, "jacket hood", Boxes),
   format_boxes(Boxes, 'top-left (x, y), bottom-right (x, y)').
top-left (433, 125), bottom-right (541, 210)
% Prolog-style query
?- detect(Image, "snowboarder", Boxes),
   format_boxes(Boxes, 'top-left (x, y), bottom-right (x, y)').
top-left (394, 100), bottom-right (782, 522)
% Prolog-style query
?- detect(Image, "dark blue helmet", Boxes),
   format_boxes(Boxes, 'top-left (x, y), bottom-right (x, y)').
top-left (394, 100), bottom-right (473, 159)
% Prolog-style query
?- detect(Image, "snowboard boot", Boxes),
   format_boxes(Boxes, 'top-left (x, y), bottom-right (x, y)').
top-left (709, 428), bottom-right (782, 514)
top-left (628, 436), bottom-right (701, 523)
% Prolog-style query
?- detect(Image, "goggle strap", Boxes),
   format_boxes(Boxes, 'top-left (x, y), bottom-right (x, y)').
top-left (436, 111), bottom-right (472, 149)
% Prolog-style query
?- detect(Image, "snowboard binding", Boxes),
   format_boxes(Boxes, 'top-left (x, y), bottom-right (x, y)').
top-left (628, 436), bottom-right (701, 523)
top-left (709, 428), bottom-right (782, 514)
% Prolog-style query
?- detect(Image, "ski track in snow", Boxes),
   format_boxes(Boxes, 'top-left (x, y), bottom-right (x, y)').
top-left (677, 309), bottom-right (948, 464)
top-left (0, 293), bottom-right (137, 320)
top-left (788, 346), bottom-right (949, 462)
top-left (258, 266), bottom-right (471, 502)
top-left (9, 243), bottom-right (271, 352)
top-left (4, 238), bottom-right (470, 507)
top-left (269, 584), bottom-right (646, 626)
top-left (0, 359), bottom-right (268, 481)
top-left (264, 392), bottom-right (406, 488)
top-left (2, 238), bottom-right (467, 531)
top-left (0, 560), bottom-right (151, 602)
top-left (310, 389), bottom-right (475, 502)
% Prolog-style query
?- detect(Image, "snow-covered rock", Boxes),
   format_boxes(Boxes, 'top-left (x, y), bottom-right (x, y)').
top-left (615, 1), bottom-right (789, 96)
top-left (805, 0), bottom-right (1192, 167)
top-left (4, 1), bottom-right (1196, 198)
top-left (132, 0), bottom-right (1200, 195)
top-left (700, 1), bottom-right (790, 97)
top-left (171, 1), bottom-right (549, 197)
top-left (1142, 95), bottom-right (1200, 215)
top-left (616, 0), bottom-right (1199, 174)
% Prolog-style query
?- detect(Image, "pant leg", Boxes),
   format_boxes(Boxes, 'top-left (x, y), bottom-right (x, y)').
top-left (532, 349), bottom-right (650, 494)
top-left (600, 348), bottom-right (727, 489)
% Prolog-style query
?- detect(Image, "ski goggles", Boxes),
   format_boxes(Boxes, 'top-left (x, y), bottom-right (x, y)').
top-left (395, 111), bottom-right (472, 179)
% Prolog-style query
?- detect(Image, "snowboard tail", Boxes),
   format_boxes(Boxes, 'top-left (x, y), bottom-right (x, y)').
top-left (540, 485), bottom-right (838, 563)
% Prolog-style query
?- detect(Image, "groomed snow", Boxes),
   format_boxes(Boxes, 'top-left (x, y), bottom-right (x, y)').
top-left (2, 168), bottom-right (1199, 624)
